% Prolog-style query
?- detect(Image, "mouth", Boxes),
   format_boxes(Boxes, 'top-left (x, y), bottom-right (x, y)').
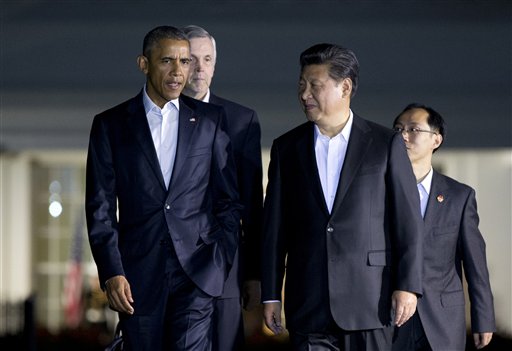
top-left (166, 81), bottom-right (182, 90)
top-left (303, 103), bottom-right (317, 111)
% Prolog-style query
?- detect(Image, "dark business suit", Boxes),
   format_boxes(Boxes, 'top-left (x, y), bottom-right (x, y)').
top-left (393, 171), bottom-right (495, 351)
top-left (86, 92), bottom-right (240, 349)
top-left (209, 94), bottom-right (263, 350)
top-left (262, 115), bottom-right (423, 344)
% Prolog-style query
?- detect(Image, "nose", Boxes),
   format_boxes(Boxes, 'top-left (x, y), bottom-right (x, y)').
top-left (169, 61), bottom-right (184, 76)
top-left (299, 85), bottom-right (310, 101)
top-left (400, 129), bottom-right (410, 142)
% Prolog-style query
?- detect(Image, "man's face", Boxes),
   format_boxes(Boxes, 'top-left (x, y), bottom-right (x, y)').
top-left (394, 108), bottom-right (442, 164)
top-left (184, 37), bottom-right (216, 99)
top-left (298, 64), bottom-right (347, 124)
top-left (138, 39), bottom-right (191, 108)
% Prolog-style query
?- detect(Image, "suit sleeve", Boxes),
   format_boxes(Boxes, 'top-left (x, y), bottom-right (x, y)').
top-left (239, 111), bottom-right (264, 281)
top-left (459, 189), bottom-right (496, 333)
top-left (388, 133), bottom-right (423, 295)
top-left (85, 115), bottom-right (124, 288)
top-left (211, 109), bottom-right (243, 269)
top-left (261, 141), bottom-right (287, 301)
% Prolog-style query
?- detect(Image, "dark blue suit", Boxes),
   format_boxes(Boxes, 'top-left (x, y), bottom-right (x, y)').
top-left (86, 92), bottom-right (241, 349)
top-left (209, 94), bottom-right (263, 350)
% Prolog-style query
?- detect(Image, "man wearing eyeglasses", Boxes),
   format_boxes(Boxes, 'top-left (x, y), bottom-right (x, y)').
top-left (392, 103), bottom-right (496, 351)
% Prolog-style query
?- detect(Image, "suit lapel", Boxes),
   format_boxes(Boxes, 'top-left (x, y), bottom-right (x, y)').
top-left (330, 115), bottom-right (372, 215)
top-left (297, 122), bottom-right (330, 215)
top-left (126, 94), bottom-right (167, 190)
top-left (168, 98), bottom-right (196, 190)
top-left (423, 170), bottom-right (448, 228)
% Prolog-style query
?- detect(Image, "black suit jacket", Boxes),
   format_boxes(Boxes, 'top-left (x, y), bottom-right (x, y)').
top-left (85, 92), bottom-right (241, 315)
top-left (262, 115), bottom-right (424, 333)
top-left (416, 170), bottom-right (495, 350)
top-left (209, 94), bottom-right (263, 298)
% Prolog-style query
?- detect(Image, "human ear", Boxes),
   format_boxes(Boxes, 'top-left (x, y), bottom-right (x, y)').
top-left (137, 55), bottom-right (149, 74)
top-left (433, 133), bottom-right (443, 149)
top-left (341, 78), bottom-right (352, 99)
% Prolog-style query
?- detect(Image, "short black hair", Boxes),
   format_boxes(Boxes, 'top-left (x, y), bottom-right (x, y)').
top-left (142, 26), bottom-right (188, 58)
top-left (299, 43), bottom-right (359, 98)
top-left (394, 103), bottom-right (446, 152)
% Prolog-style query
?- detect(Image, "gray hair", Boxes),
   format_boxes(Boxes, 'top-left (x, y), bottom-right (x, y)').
top-left (181, 25), bottom-right (217, 61)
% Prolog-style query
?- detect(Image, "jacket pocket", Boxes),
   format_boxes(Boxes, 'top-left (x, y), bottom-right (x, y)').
top-left (433, 224), bottom-right (458, 236)
top-left (188, 146), bottom-right (210, 158)
top-left (441, 290), bottom-right (465, 307)
top-left (367, 250), bottom-right (391, 266)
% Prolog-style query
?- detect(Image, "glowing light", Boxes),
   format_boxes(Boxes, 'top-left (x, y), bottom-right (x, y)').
top-left (49, 201), bottom-right (63, 218)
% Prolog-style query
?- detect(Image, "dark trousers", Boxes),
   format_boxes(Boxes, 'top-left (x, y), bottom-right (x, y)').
top-left (392, 312), bottom-right (432, 351)
top-left (212, 297), bottom-right (245, 351)
top-left (290, 323), bottom-right (393, 351)
top-left (120, 244), bottom-right (216, 350)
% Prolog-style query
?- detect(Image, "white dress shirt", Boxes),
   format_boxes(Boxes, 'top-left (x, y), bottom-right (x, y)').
top-left (314, 110), bottom-right (353, 213)
top-left (417, 167), bottom-right (433, 218)
top-left (142, 86), bottom-right (179, 189)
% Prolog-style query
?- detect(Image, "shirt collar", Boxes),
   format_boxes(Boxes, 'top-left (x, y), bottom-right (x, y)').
top-left (202, 89), bottom-right (211, 103)
top-left (142, 85), bottom-right (180, 115)
top-left (314, 109), bottom-right (354, 142)
top-left (418, 167), bottom-right (434, 195)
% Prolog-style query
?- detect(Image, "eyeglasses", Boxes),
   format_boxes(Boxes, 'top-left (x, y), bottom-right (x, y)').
top-left (393, 127), bottom-right (438, 135)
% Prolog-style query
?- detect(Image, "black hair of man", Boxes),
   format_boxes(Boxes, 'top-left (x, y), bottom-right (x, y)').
top-left (394, 102), bottom-right (447, 152)
top-left (142, 26), bottom-right (189, 58)
top-left (299, 43), bottom-right (359, 98)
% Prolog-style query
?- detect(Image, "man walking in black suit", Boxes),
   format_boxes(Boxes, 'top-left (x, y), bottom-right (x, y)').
top-left (85, 26), bottom-right (241, 350)
top-left (392, 103), bottom-right (495, 351)
top-left (182, 25), bottom-right (264, 351)
top-left (261, 43), bottom-right (424, 350)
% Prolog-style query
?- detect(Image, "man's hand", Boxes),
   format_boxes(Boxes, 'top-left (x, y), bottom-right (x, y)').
top-left (263, 302), bottom-right (284, 335)
top-left (242, 280), bottom-right (261, 311)
top-left (391, 290), bottom-right (417, 327)
top-left (474, 332), bottom-right (493, 349)
top-left (105, 275), bottom-right (134, 315)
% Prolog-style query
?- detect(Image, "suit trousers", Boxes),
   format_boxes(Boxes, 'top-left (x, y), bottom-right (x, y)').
top-left (290, 323), bottom-right (393, 351)
top-left (120, 241), bottom-right (215, 351)
top-left (392, 312), bottom-right (432, 351)
top-left (212, 297), bottom-right (245, 351)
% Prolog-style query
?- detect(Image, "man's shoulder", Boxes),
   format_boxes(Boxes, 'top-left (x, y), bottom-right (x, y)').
top-left (433, 171), bottom-right (474, 196)
top-left (180, 94), bottom-right (224, 118)
top-left (95, 93), bottom-right (142, 121)
top-left (353, 113), bottom-right (394, 138)
top-left (209, 94), bottom-right (256, 116)
top-left (274, 122), bottom-right (312, 145)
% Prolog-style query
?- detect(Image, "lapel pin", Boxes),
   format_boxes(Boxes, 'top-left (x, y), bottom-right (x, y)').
top-left (189, 117), bottom-right (196, 123)
top-left (437, 194), bottom-right (444, 203)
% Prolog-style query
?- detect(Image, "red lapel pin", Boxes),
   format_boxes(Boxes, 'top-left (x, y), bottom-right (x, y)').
top-left (437, 194), bottom-right (444, 203)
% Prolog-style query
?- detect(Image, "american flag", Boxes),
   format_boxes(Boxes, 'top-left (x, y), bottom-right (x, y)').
top-left (63, 212), bottom-right (84, 328)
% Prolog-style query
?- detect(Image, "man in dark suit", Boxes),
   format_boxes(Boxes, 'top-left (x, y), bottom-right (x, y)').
top-left (391, 103), bottom-right (495, 351)
top-left (261, 43), bottom-right (424, 350)
top-left (85, 26), bottom-right (241, 350)
top-left (181, 25), bottom-right (264, 351)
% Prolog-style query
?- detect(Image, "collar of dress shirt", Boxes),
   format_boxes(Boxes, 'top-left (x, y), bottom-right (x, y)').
top-left (142, 85), bottom-right (180, 115)
top-left (418, 167), bottom-right (433, 196)
top-left (314, 109), bottom-right (354, 143)
top-left (201, 89), bottom-right (211, 103)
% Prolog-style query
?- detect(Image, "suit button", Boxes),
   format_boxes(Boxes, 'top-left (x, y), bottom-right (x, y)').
top-left (327, 226), bottom-right (334, 233)
top-left (165, 204), bottom-right (170, 210)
